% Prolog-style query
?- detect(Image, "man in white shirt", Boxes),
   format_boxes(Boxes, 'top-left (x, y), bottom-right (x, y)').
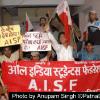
top-left (0, 46), bottom-right (19, 63)
top-left (47, 32), bottom-right (74, 61)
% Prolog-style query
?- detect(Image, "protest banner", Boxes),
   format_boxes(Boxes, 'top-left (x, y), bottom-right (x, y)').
top-left (2, 61), bottom-right (100, 92)
top-left (22, 32), bottom-right (51, 51)
top-left (0, 25), bottom-right (22, 47)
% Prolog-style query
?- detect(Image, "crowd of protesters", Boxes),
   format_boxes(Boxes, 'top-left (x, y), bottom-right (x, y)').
top-left (0, 10), bottom-right (100, 63)
top-left (0, 10), bottom-right (100, 99)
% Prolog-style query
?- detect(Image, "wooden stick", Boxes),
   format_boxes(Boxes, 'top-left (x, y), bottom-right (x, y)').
top-left (47, 9), bottom-right (56, 25)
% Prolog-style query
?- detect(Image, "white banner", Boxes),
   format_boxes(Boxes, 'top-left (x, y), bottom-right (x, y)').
top-left (22, 32), bottom-right (51, 51)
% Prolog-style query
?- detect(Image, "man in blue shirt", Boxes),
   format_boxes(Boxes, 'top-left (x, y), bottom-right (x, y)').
top-left (79, 41), bottom-right (99, 60)
top-left (74, 41), bottom-right (99, 60)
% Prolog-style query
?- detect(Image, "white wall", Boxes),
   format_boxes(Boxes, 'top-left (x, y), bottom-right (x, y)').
top-left (18, 7), bottom-right (55, 23)
top-left (3, 9), bottom-right (13, 25)
top-left (1, 0), bottom-right (85, 6)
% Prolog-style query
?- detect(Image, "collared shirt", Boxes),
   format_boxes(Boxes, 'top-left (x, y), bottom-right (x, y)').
top-left (78, 50), bottom-right (98, 60)
top-left (48, 32), bottom-right (74, 61)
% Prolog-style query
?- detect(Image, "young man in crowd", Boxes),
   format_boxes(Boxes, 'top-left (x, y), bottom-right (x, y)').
top-left (83, 10), bottom-right (98, 41)
top-left (47, 30), bottom-right (74, 61)
top-left (35, 17), bottom-right (47, 32)
top-left (31, 51), bottom-right (40, 61)
top-left (37, 17), bottom-right (51, 59)
top-left (31, 51), bottom-right (54, 61)
top-left (82, 10), bottom-right (100, 59)
top-left (0, 46), bottom-right (20, 63)
top-left (76, 41), bottom-right (99, 60)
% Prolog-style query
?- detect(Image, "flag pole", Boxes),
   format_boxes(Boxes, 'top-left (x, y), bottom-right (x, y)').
top-left (47, 0), bottom-right (63, 24)
top-left (47, 9), bottom-right (56, 24)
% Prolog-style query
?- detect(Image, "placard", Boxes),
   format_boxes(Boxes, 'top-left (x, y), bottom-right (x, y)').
top-left (22, 32), bottom-right (51, 51)
top-left (0, 25), bottom-right (22, 47)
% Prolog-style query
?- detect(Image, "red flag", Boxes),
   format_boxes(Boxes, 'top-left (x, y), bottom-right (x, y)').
top-left (26, 13), bottom-right (34, 32)
top-left (56, 0), bottom-right (72, 43)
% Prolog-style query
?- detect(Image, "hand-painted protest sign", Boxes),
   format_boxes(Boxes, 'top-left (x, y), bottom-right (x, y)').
top-left (0, 25), bottom-right (22, 47)
top-left (22, 32), bottom-right (51, 51)
top-left (2, 61), bottom-right (100, 92)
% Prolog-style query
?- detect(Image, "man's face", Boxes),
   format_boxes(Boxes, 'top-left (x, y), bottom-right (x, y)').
top-left (59, 34), bottom-right (67, 44)
top-left (86, 43), bottom-right (93, 53)
top-left (89, 13), bottom-right (97, 21)
top-left (32, 54), bottom-right (40, 61)
top-left (40, 18), bottom-right (46, 26)
top-left (3, 47), bottom-right (12, 58)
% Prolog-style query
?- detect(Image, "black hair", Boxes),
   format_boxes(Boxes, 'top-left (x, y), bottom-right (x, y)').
top-left (23, 52), bottom-right (31, 59)
top-left (58, 32), bottom-right (64, 44)
top-left (85, 41), bottom-right (94, 46)
top-left (2, 46), bottom-right (12, 51)
top-left (1, 46), bottom-right (12, 54)
top-left (40, 17), bottom-right (47, 26)
top-left (40, 17), bottom-right (46, 22)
